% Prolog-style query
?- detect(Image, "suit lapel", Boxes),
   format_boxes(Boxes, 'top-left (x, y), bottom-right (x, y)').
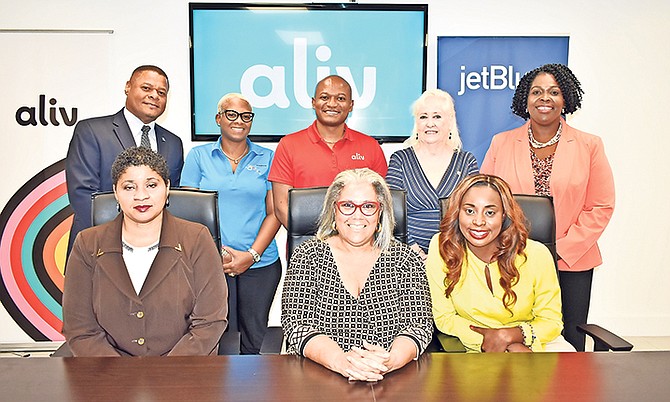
top-left (96, 215), bottom-right (141, 302)
top-left (112, 109), bottom-right (137, 149)
top-left (155, 125), bottom-right (170, 159)
top-left (550, 119), bottom-right (576, 208)
top-left (513, 123), bottom-right (536, 194)
top-left (138, 212), bottom-right (182, 298)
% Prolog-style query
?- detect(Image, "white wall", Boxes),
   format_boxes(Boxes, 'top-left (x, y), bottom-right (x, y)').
top-left (1, 0), bottom-right (668, 340)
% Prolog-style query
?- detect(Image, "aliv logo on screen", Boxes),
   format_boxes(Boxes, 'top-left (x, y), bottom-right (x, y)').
top-left (239, 38), bottom-right (376, 109)
top-left (191, 6), bottom-right (425, 139)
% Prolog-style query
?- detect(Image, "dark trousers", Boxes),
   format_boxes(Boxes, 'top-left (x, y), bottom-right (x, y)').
top-left (234, 259), bottom-right (282, 354)
top-left (559, 269), bottom-right (594, 352)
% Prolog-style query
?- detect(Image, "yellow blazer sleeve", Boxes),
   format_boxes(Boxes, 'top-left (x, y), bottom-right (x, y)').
top-left (425, 234), bottom-right (484, 350)
top-left (522, 241), bottom-right (564, 351)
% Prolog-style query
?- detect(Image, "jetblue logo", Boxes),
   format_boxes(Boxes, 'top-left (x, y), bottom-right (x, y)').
top-left (457, 65), bottom-right (521, 96)
top-left (240, 38), bottom-right (377, 109)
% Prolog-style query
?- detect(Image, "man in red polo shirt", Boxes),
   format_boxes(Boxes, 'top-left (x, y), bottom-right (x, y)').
top-left (269, 75), bottom-right (388, 227)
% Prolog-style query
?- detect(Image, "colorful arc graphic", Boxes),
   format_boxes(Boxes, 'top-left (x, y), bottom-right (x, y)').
top-left (0, 159), bottom-right (72, 341)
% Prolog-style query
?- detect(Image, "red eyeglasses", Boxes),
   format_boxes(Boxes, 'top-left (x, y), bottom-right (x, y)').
top-left (335, 200), bottom-right (380, 216)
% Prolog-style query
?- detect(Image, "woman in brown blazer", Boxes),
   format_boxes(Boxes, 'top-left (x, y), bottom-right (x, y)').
top-left (62, 147), bottom-right (228, 356)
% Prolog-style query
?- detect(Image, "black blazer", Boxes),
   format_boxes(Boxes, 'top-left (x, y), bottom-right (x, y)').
top-left (65, 109), bottom-right (183, 252)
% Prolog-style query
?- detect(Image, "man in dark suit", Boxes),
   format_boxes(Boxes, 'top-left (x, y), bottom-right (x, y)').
top-left (65, 65), bottom-right (184, 254)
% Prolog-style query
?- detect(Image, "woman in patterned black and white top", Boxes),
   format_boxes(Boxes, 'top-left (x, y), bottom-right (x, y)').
top-left (281, 168), bottom-right (433, 382)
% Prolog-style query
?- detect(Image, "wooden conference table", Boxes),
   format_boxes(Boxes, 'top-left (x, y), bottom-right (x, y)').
top-left (1, 352), bottom-right (668, 401)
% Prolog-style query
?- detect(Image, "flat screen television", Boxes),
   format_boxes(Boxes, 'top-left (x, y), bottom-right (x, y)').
top-left (189, 3), bottom-right (428, 142)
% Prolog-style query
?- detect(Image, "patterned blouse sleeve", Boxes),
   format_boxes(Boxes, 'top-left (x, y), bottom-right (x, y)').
top-left (280, 240), bottom-right (325, 355)
top-left (394, 243), bottom-right (434, 354)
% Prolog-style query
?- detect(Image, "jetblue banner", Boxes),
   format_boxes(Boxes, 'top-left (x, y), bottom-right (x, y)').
top-left (437, 36), bottom-right (569, 163)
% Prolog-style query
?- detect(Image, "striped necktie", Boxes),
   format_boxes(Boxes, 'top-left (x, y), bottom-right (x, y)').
top-left (140, 125), bottom-right (151, 149)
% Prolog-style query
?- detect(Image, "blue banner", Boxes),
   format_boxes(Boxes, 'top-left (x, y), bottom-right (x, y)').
top-left (437, 36), bottom-right (569, 163)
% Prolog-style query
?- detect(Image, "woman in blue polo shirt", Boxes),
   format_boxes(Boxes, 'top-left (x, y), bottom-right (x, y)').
top-left (181, 93), bottom-right (281, 354)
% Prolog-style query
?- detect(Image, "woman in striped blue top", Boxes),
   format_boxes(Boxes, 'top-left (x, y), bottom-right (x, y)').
top-left (386, 89), bottom-right (478, 258)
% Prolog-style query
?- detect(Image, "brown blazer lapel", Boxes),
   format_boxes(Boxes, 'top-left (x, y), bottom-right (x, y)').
top-left (138, 212), bottom-right (184, 298)
top-left (97, 215), bottom-right (141, 302)
top-left (138, 248), bottom-right (181, 298)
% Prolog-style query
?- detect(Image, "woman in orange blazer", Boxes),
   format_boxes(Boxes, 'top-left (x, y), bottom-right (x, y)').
top-left (481, 64), bottom-right (614, 351)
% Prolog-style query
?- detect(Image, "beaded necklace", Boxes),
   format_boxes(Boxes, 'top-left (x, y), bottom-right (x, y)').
top-left (528, 121), bottom-right (562, 149)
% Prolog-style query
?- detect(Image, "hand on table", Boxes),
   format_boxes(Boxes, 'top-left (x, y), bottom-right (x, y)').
top-left (470, 325), bottom-right (524, 353)
top-left (506, 343), bottom-right (532, 353)
top-left (332, 350), bottom-right (386, 382)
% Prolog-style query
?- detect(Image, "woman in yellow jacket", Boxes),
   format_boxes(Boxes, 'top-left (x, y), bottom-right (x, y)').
top-left (426, 174), bottom-right (572, 352)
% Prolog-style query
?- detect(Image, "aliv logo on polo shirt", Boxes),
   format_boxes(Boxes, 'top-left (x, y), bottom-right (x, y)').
top-left (351, 153), bottom-right (365, 161)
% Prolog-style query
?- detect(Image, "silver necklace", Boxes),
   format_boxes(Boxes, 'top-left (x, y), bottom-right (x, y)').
top-left (122, 240), bottom-right (159, 253)
top-left (221, 145), bottom-right (249, 164)
top-left (528, 121), bottom-right (562, 149)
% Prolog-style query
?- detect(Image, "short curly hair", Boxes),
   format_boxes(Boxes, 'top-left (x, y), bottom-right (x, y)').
top-left (111, 146), bottom-right (170, 186)
top-left (511, 63), bottom-right (584, 119)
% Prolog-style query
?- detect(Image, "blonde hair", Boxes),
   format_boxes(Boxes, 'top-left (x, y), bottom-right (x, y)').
top-left (216, 93), bottom-right (251, 114)
top-left (404, 88), bottom-right (462, 150)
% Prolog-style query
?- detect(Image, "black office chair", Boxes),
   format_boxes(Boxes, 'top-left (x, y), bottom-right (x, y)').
top-left (435, 194), bottom-right (633, 352)
top-left (260, 186), bottom-right (408, 354)
top-left (53, 188), bottom-right (240, 356)
top-left (286, 186), bottom-right (407, 261)
top-left (91, 188), bottom-right (221, 248)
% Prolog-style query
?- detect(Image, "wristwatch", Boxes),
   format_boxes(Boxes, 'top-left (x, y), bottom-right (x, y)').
top-left (247, 247), bottom-right (261, 263)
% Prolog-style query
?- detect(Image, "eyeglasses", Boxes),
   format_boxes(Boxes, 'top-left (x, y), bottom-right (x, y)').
top-left (219, 109), bottom-right (254, 123)
top-left (335, 200), bottom-right (380, 216)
